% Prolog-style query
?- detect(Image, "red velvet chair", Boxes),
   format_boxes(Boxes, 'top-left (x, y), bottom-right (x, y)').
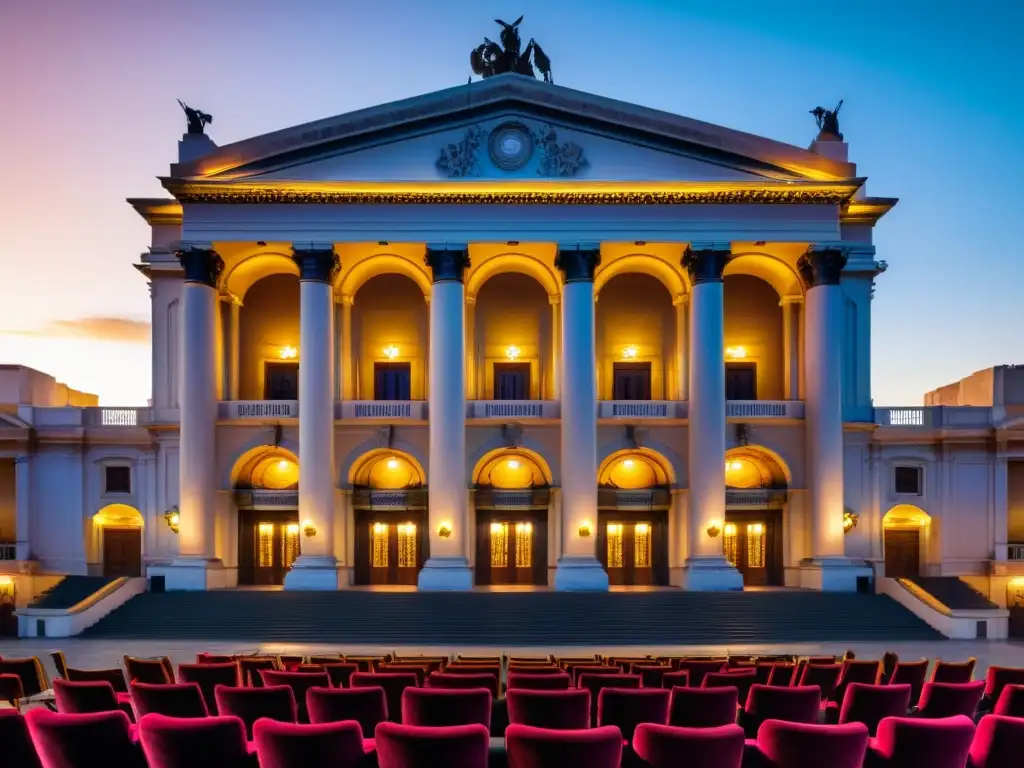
top-left (915, 681), bottom-right (986, 719)
top-left (677, 660), bottom-right (726, 688)
top-left (0, 657), bottom-right (48, 697)
top-left (53, 679), bottom-right (134, 721)
top-left (629, 664), bottom-right (672, 688)
top-left (262, 670), bottom-right (330, 723)
top-left (505, 723), bottom-right (623, 768)
top-left (797, 664), bottom-right (843, 700)
top-left (752, 720), bottom-right (869, 768)
top-left (377, 664), bottom-right (428, 686)
top-left (569, 665), bottom-right (621, 686)
top-left (427, 672), bottom-right (499, 699)
top-left (888, 659), bottom-right (929, 706)
top-left (981, 667), bottom-right (1024, 711)
top-left (401, 687), bottom-right (491, 729)
top-left (968, 714), bottom-right (1024, 768)
top-left (374, 721), bottom-right (489, 768)
top-left (214, 684), bottom-right (297, 740)
top-left (578, 674), bottom-right (641, 726)
top-left (320, 662), bottom-right (359, 688)
top-left (26, 708), bottom-right (145, 768)
top-left (508, 665), bottom-right (562, 675)
top-left (767, 664), bottom-right (799, 687)
top-left (506, 689), bottom-right (591, 730)
top-left (660, 670), bottom-right (691, 689)
top-left (831, 683), bottom-right (912, 736)
top-left (992, 684), bottom-right (1024, 717)
top-left (138, 713), bottom-right (254, 768)
top-left (741, 685), bottom-right (821, 737)
top-left (196, 654), bottom-right (233, 664)
top-left (932, 658), bottom-right (976, 684)
top-left (703, 669), bottom-right (757, 706)
top-left (253, 718), bottom-right (367, 768)
top-left (507, 672), bottom-right (572, 691)
top-left (668, 686), bottom-right (738, 728)
top-left (632, 722), bottom-right (744, 768)
top-left (0, 710), bottom-right (42, 768)
top-left (237, 657), bottom-right (279, 688)
top-left (307, 685), bottom-right (388, 734)
top-left (131, 682), bottom-right (209, 719)
top-left (177, 662), bottom-right (241, 715)
top-left (832, 660), bottom-right (882, 704)
top-left (65, 666), bottom-right (129, 693)
top-left (0, 672), bottom-right (24, 710)
top-left (866, 715), bottom-right (975, 768)
top-left (352, 672), bottom-right (418, 724)
top-left (124, 656), bottom-right (174, 685)
top-left (597, 687), bottom-right (670, 740)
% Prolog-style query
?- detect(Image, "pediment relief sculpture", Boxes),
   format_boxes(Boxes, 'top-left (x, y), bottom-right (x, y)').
top-left (436, 121), bottom-right (586, 178)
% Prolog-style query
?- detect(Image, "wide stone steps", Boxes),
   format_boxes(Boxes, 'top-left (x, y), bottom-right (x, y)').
top-left (85, 590), bottom-right (943, 645)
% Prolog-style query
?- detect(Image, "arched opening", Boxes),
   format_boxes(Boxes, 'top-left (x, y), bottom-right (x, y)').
top-left (473, 448), bottom-right (552, 587)
top-left (93, 504), bottom-right (144, 578)
top-left (473, 273), bottom-right (553, 401)
top-left (723, 447), bottom-right (789, 587)
top-left (232, 446), bottom-right (300, 586)
top-left (596, 273), bottom-right (677, 402)
top-left (352, 274), bottom-right (428, 401)
top-left (238, 273), bottom-right (301, 401)
top-left (722, 272), bottom-right (786, 401)
top-left (883, 504), bottom-right (932, 579)
top-left (349, 449), bottom-right (427, 587)
top-left (597, 450), bottom-right (673, 587)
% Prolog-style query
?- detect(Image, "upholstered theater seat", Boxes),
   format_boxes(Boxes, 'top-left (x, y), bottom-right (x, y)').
top-left (401, 686), bottom-right (492, 729)
top-left (751, 720), bottom-right (869, 768)
top-left (506, 688), bottom-right (591, 730)
top-left (0, 710), bottom-right (42, 768)
top-left (740, 685), bottom-right (821, 737)
top-left (131, 682), bottom-right (209, 719)
top-left (26, 708), bottom-right (146, 768)
top-left (214, 684), bottom-right (297, 739)
top-left (252, 718), bottom-right (367, 768)
top-left (124, 656), bottom-right (174, 684)
top-left (569, 665), bottom-right (621, 686)
top-left (831, 660), bottom-right (883, 704)
top-left (428, 672), bottom-right (500, 698)
top-left (596, 687), bottom-right (670, 740)
top-left (352, 672), bottom-right (418, 724)
top-left (677, 660), bottom-right (727, 688)
top-left (262, 670), bottom-right (331, 722)
top-left (319, 662), bottom-right (359, 688)
top-left (797, 664), bottom-right (843, 700)
top-left (661, 670), bottom-right (691, 689)
top-left (915, 681), bottom-right (986, 719)
top-left (931, 658), bottom-right (976, 684)
top-left (0, 672), bottom-right (25, 710)
top-left (177, 662), bottom-right (241, 714)
top-left (65, 666), bottom-right (129, 692)
top-left (968, 714), bottom-right (1024, 768)
top-left (196, 654), bottom-right (234, 664)
top-left (766, 664), bottom-right (799, 687)
top-left (53, 679), bottom-right (130, 718)
top-left (703, 669), bottom-right (758, 706)
top-left (981, 667), bottom-right (1024, 713)
top-left (829, 683), bottom-right (912, 735)
top-left (507, 672), bottom-right (572, 691)
top-left (888, 659), bottom-right (929, 705)
top-left (307, 685), bottom-right (388, 734)
top-left (237, 657), bottom-right (280, 687)
top-left (629, 663), bottom-right (673, 688)
top-left (667, 686), bottom-right (739, 728)
top-left (578, 673), bottom-right (641, 725)
top-left (633, 722), bottom-right (744, 768)
top-left (374, 722), bottom-right (489, 768)
top-left (0, 657), bottom-right (49, 697)
top-left (992, 684), bottom-right (1024, 717)
top-left (138, 713), bottom-right (254, 768)
top-left (866, 715), bottom-right (975, 768)
top-left (505, 723), bottom-right (623, 768)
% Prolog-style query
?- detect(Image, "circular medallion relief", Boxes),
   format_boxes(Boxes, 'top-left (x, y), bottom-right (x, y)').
top-left (488, 122), bottom-right (533, 171)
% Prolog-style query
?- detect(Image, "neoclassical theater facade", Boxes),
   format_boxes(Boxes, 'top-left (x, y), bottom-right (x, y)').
top-left (3, 74), bottom-right (1023, 598)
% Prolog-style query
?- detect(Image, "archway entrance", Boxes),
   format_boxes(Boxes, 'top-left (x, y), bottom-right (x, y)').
top-left (233, 448), bottom-right (300, 586)
top-left (474, 450), bottom-right (550, 586)
top-left (597, 451), bottom-right (671, 586)
top-left (93, 504), bottom-right (144, 578)
top-left (724, 447), bottom-right (789, 587)
top-left (883, 505), bottom-right (931, 579)
top-left (351, 451), bottom-right (428, 586)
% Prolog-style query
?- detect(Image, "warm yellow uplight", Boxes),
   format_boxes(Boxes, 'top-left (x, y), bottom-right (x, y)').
top-left (279, 345), bottom-right (298, 360)
top-left (259, 523), bottom-right (274, 535)
top-left (622, 345), bottom-right (638, 360)
top-left (725, 460), bottom-right (743, 472)
top-left (437, 521), bottom-right (452, 538)
top-left (706, 521), bottom-right (722, 538)
top-left (491, 522), bottom-right (504, 534)
top-left (0, 575), bottom-right (14, 599)
top-left (725, 346), bottom-right (747, 360)
top-left (382, 345), bottom-right (400, 360)
top-left (578, 521), bottom-right (593, 538)
top-left (505, 345), bottom-right (522, 362)
top-left (386, 458), bottom-right (399, 470)
top-left (623, 459), bottom-right (635, 469)
top-left (507, 459), bottom-right (520, 470)
top-left (398, 522), bottom-right (417, 536)
top-left (373, 522), bottom-right (386, 534)
top-left (286, 523), bottom-right (300, 536)
top-left (635, 523), bottom-right (650, 535)
top-left (277, 460), bottom-right (289, 471)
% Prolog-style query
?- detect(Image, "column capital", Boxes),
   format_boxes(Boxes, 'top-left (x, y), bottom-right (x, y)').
top-left (291, 245), bottom-right (340, 283)
top-left (682, 244), bottom-right (731, 284)
top-left (798, 245), bottom-right (848, 287)
top-left (465, 294), bottom-right (477, 306)
top-left (425, 247), bottom-right (471, 283)
top-left (672, 293), bottom-right (689, 307)
top-left (177, 246), bottom-right (224, 286)
top-left (554, 247), bottom-right (600, 283)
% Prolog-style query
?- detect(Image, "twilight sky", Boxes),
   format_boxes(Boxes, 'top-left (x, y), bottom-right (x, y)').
top-left (0, 0), bottom-right (1021, 405)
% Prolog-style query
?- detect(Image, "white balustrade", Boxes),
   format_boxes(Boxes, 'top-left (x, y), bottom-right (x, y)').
top-left (874, 406), bottom-right (993, 429)
top-left (598, 401), bottom-right (680, 419)
top-left (338, 401), bottom-right (428, 420)
top-left (220, 401), bottom-right (299, 420)
top-left (726, 401), bottom-right (804, 419)
top-left (469, 401), bottom-right (559, 419)
top-left (1008, 544), bottom-right (1024, 562)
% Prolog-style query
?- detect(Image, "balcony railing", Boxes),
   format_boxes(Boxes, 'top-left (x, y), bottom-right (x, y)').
top-left (338, 401), bottom-right (428, 420)
top-left (469, 401), bottom-right (560, 419)
top-left (0, 542), bottom-right (16, 561)
top-left (234, 489), bottom-right (299, 510)
top-left (220, 401), bottom-right (299, 420)
top-left (874, 406), bottom-right (993, 429)
top-left (725, 489), bottom-right (788, 509)
top-left (474, 488), bottom-right (551, 508)
top-left (352, 488), bottom-right (429, 509)
top-left (599, 401), bottom-right (682, 419)
top-left (597, 488), bottom-right (672, 509)
top-left (727, 401), bottom-right (804, 419)
top-left (1009, 544), bottom-right (1024, 562)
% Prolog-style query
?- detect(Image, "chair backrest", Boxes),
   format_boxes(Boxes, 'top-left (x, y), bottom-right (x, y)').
top-left (195, 654), bottom-right (233, 664)
top-left (888, 659), bottom-right (929, 705)
top-left (756, 720), bottom-right (869, 768)
top-left (26, 708), bottom-right (145, 768)
top-left (263, 670), bottom-right (332, 722)
top-left (676, 660), bottom-right (726, 687)
top-left (505, 723), bottom-right (623, 768)
top-left (307, 655), bottom-right (343, 665)
top-left (506, 688), bottom-right (591, 730)
top-left (0, 710), bottom-right (42, 768)
top-left (661, 670), bottom-right (690, 689)
top-left (767, 664), bottom-right (799, 687)
top-left (0, 657), bottom-right (49, 697)
top-left (742, 685), bottom-right (821, 736)
top-left (130, 681), bottom-right (209, 719)
top-left (668, 686), bottom-right (738, 728)
top-left (871, 715), bottom-right (975, 768)
top-left (238, 656), bottom-right (279, 687)
top-left (342, 656), bottom-right (385, 673)
top-left (969, 715), bottom-right (1024, 768)
top-left (993, 684), bottom-right (1024, 718)
top-left (65, 666), bottom-right (129, 693)
top-left (253, 719), bottom-right (366, 768)
top-left (932, 658), bottom-right (976, 684)
top-left (0, 672), bottom-right (25, 707)
top-left (50, 651), bottom-right (69, 679)
top-left (307, 686), bottom-right (388, 734)
top-left (53, 679), bottom-right (119, 714)
top-left (832, 660), bottom-right (881, 703)
top-left (351, 672), bottom-right (418, 723)
top-left (401, 686), bottom-right (492, 729)
top-left (837, 683), bottom-right (912, 737)
top-left (633, 722), bottom-right (744, 768)
top-left (916, 681), bottom-right (986, 719)
top-left (509, 664), bottom-right (561, 675)
top-left (703, 670), bottom-right (757, 705)
top-left (570, 665), bottom-right (621, 686)
top-left (374, 721), bottom-right (490, 767)
top-left (320, 662), bottom-right (359, 688)
top-left (213, 683), bottom-right (297, 740)
top-left (177, 662), bottom-right (240, 714)
top-left (578, 674), bottom-right (641, 725)
top-left (138, 713), bottom-right (249, 768)
top-left (124, 656), bottom-right (174, 685)
top-left (597, 687), bottom-right (670, 740)
top-left (507, 672), bottom-right (572, 691)
top-left (797, 664), bottom-right (843, 699)
top-left (983, 666), bottom-right (1024, 701)
top-left (629, 664), bottom-right (672, 687)
top-left (427, 672), bottom-right (499, 698)
top-left (378, 664), bottom-right (428, 686)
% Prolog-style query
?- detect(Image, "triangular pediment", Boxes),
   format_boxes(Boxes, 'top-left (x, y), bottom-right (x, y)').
top-left (170, 74), bottom-right (855, 186)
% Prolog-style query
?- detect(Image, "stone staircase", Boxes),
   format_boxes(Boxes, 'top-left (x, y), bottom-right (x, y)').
top-left (85, 590), bottom-right (943, 645)
top-left (29, 576), bottom-right (119, 609)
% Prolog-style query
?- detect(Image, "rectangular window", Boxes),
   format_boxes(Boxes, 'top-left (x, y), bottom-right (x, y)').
top-left (374, 362), bottom-right (412, 401)
top-left (515, 522), bottom-right (533, 568)
top-left (894, 466), bottom-right (923, 495)
top-left (257, 523), bottom-right (274, 568)
top-left (725, 363), bottom-right (757, 400)
top-left (606, 523), bottom-right (624, 568)
top-left (746, 523), bottom-right (765, 569)
top-left (371, 523), bottom-right (389, 568)
top-left (490, 522), bottom-right (509, 568)
top-left (282, 523), bottom-right (300, 568)
top-left (397, 523), bottom-right (417, 568)
top-left (494, 362), bottom-right (530, 400)
top-left (264, 362), bottom-right (299, 400)
top-left (612, 362), bottom-right (652, 400)
top-left (634, 523), bottom-right (651, 568)
top-left (724, 523), bottom-right (738, 567)
top-left (104, 466), bottom-right (131, 495)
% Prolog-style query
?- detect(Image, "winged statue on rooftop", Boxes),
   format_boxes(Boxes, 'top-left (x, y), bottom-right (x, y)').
top-left (178, 99), bottom-right (213, 135)
top-left (470, 16), bottom-right (553, 83)
top-left (810, 100), bottom-right (843, 140)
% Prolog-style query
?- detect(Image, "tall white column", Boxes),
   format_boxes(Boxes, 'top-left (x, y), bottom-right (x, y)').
top-left (165, 246), bottom-right (223, 590)
top-left (781, 297), bottom-right (801, 401)
top-left (418, 247), bottom-right (473, 590)
top-left (549, 295), bottom-right (561, 401)
top-left (799, 245), bottom-right (867, 590)
top-left (681, 244), bottom-right (742, 590)
top-left (674, 294), bottom-right (689, 401)
top-left (995, 452), bottom-right (1009, 564)
top-left (553, 247), bottom-right (608, 591)
top-left (14, 455), bottom-right (31, 561)
top-left (285, 245), bottom-right (340, 590)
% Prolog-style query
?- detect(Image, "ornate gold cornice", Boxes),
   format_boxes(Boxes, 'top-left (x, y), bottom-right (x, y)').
top-left (127, 197), bottom-right (183, 225)
top-left (161, 179), bottom-right (863, 206)
top-left (841, 197), bottom-right (898, 225)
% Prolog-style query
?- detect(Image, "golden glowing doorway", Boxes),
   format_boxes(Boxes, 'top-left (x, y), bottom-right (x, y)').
top-left (239, 511), bottom-right (300, 586)
top-left (723, 511), bottom-right (782, 586)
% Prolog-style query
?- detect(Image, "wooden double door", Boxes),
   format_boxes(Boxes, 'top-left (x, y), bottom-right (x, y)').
top-left (354, 510), bottom-right (427, 586)
top-left (476, 511), bottom-right (547, 585)
top-left (102, 528), bottom-right (142, 578)
top-left (724, 510), bottom-right (783, 587)
top-left (597, 511), bottom-right (668, 586)
top-left (239, 510), bottom-right (300, 586)
top-left (884, 528), bottom-right (921, 578)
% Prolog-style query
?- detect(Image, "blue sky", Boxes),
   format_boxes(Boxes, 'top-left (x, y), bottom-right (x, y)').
top-left (0, 0), bottom-right (1020, 404)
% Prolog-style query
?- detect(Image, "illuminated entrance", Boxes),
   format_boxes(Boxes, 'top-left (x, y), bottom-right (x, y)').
top-left (723, 448), bottom-right (788, 587)
top-left (233, 448), bottom-right (301, 586)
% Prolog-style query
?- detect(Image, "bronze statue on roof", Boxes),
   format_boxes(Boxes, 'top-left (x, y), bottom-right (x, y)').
top-left (810, 100), bottom-right (843, 140)
top-left (470, 16), bottom-right (553, 83)
top-left (178, 100), bottom-right (213, 135)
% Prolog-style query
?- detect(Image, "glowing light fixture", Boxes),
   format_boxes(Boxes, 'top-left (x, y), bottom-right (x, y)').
top-left (578, 521), bottom-right (593, 538)
top-left (724, 523), bottom-right (738, 536)
top-left (505, 345), bottom-right (521, 362)
top-left (749, 523), bottom-right (764, 535)
top-left (622, 345), bottom-right (638, 361)
top-left (164, 506), bottom-right (180, 534)
top-left (623, 459), bottom-right (635, 469)
top-left (279, 345), bottom-right (298, 360)
top-left (382, 344), bottom-right (400, 360)
top-left (373, 522), bottom-right (386, 534)
top-left (437, 521), bottom-right (452, 538)
top-left (0, 576), bottom-right (14, 601)
top-left (386, 458), bottom-right (399, 470)
top-left (507, 459), bottom-right (520, 470)
top-left (725, 460), bottom-right (743, 472)
top-left (706, 521), bottom-right (722, 538)
top-left (725, 346), bottom-right (747, 360)
top-left (277, 460), bottom-right (289, 471)
top-left (635, 523), bottom-right (650, 535)
top-left (302, 519), bottom-right (317, 538)
top-left (843, 511), bottom-right (859, 534)
top-left (490, 522), bottom-right (504, 534)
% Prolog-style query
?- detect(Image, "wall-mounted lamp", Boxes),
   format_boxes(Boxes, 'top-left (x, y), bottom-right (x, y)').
top-left (438, 522), bottom-right (453, 539)
top-left (302, 519), bottom-right (318, 538)
top-left (843, 511), bottom-right (859, 535)
top-left (505, 345), bottom-right (521, 362)
top-left (279, 345), bottom-right (298, 360)
top-left (725, 346), bottom-right (747, 360)
top-left (164, 507), bottom-right (180, 534)
top-left (386, 458), bottom-right (399, 470)
top-left (578, 521), bottom-right (592, 538)
top-left (622, 345), bottom-right (638, 361)
top-left (382, 345), bottom-right (400, 360)
top-left (0, 575), bottom-right (14, 603)
top-left (706, 521), bottom-right (722, 538)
